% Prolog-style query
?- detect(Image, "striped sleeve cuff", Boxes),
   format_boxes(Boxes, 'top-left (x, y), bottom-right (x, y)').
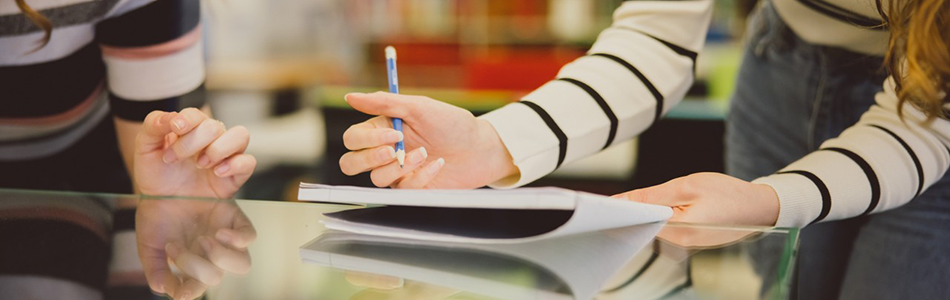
top-left (98, 0), bottom-right (205, 121)
top-left (479, 102), bottom-right (561, 188)
top-left (752, 173), bottom-right (824, 228)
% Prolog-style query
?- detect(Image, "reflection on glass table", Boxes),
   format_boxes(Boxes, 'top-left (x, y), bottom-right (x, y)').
top-left (0, 188), bottom-right (798, 300)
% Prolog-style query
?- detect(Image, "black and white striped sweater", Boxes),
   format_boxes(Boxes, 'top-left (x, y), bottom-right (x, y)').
top-left (479, 0), bottom-right (950, 228)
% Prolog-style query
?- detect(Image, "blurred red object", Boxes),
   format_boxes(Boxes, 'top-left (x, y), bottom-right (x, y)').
top-left (464, 48), bottom-right (583, 91)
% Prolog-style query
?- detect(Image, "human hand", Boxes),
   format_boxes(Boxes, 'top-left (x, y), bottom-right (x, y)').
top-left (136, 197), bottom-right (257, 300)
top-left (339, 92), bottom-right (517, 189)
top-left (345, 271), bottom-right (459, 300)
top-left (613, 172), bottom-right (780, 227)
top-left (134, 108), bottom-right (257, 198)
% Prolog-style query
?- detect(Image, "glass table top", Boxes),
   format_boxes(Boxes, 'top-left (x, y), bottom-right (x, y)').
top-left (0, 188), bottom-right (798, 300)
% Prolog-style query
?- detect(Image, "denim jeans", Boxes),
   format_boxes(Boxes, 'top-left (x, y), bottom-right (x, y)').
top-left (725, 1), bottom-right (950, 299)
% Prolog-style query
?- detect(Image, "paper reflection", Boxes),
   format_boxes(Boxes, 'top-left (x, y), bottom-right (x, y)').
top-left (301, 223), bottom-right (665, 300)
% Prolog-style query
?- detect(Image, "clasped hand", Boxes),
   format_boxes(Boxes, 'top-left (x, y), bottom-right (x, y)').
top-left (134, 108), bottom-right (256, 199)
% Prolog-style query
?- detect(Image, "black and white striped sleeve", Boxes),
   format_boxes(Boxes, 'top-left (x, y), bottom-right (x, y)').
top-left (96, 0), bottom-right (206, 121)
top-left (754, 77), bottom-right (950, 228)
top-left (478, 1), bottom-right (713, 188)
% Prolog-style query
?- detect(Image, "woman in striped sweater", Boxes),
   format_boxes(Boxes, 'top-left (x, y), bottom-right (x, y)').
top-left (2, 0), bottom-right (258, 299)
top-left (340, 0), bottom-right (950, 298)
top-left (2, 0), bottom-right (256, 198)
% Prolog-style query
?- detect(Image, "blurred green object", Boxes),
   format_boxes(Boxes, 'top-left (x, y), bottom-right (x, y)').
top-left (313, 86), bottom-right (515, 112)
top-left (705, 43), bottom-right (744, 103)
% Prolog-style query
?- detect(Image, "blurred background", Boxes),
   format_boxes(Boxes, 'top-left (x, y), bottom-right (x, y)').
top-left (198, 0), bottom-right (759, 201)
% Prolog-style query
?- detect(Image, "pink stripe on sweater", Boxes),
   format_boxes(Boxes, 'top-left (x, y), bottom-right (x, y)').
top-left (100, 26), bottom-right (201, 60)
top-left (0, 82), bottom-right (103, 126)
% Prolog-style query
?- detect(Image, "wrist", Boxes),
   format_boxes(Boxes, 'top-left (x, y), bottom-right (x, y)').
top-left (476, 119), bottom-right (518, 183)
top-left (752, 183), bottom-right (781, 226)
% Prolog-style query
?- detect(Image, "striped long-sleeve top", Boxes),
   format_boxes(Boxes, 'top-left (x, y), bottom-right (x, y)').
top-left (479, 0), bottom-right (950, 228)
top-left (0, 0), bottom-right (204, 161)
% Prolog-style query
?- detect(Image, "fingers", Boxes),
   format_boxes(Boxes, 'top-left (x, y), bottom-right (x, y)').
top-left (343, 125), bottom-right (404, 151)
top-left (170, 107), bottom-right (209, 136)
top-left (340, 146), bottom-right (396, 176)
top-left (137, 111), bottom-right (178, 153)
top-left (612, 179), bottom-right (685, 207)
top-left (164, 119), bottom-right (226, 164)
top-left (175, 277), bottom-right (208, 300)
top-left (215, 154), bottom-right (257, 189)
top-left (140, 248), bottom-right (181, 295)
top-left (344, 92), bottom-right (424, 120)
top-left (395, 158), bottom-right (445, 189)
top-left (216, 227), bottom-right (257, 249)
top-left (368, 147), bottom-right (429, 187)
top-left (198, 236), bottom-right (252, 274)
top-left (166, 242), bottom-right (225, 286)
top-left (197, 126), bottom-right (250, 169)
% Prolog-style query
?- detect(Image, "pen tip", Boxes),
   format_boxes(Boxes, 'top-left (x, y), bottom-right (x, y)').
top-left (395, 149), bottom-right (406, 167)
top-left (385, 46), bottom-right (396, 60)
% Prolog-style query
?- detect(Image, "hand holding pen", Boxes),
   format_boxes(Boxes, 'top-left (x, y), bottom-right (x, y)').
top-left (338, 46), bottom-right (519, 189)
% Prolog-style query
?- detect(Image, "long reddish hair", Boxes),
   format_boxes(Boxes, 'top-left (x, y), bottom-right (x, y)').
top-left (878, 0), bottom-right (950, 120)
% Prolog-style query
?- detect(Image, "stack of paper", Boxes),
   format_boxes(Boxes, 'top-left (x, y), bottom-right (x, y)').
top-left (298, 183), bottom-right (673, 244)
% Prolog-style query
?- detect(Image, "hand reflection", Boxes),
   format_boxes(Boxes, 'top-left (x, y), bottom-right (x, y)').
top-left (345, 271), bottom-right (459, 300)
top-left (136, 197), bottom-right (257, 300)
top-left (656, 224), bottom-right (758, 249)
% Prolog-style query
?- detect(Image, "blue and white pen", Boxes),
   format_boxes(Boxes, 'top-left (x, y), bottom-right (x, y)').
top-left (385, 46), bottom-right (406, 167)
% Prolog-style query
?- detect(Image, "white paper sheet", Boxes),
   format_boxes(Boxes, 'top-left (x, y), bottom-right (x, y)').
top-left (299, 183), bottom-right (576, 210)
top-left (300, 183), bottom-right (673, 244)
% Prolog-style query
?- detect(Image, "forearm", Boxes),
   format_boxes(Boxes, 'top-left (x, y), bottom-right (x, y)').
top-left (754, 78), bottom-right (950, 228)
top-left (480, 0), bottom-right (713, 188)
top-left (115, 117), bottom-right (142, 192)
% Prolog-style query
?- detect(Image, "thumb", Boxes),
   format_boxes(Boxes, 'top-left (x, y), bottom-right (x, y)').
top-left (136, 110), bottom-right (177, 153)
top-left (612, 181), bottom-right (683, 207)
top-left (345, 92), bottom-right (421, 120)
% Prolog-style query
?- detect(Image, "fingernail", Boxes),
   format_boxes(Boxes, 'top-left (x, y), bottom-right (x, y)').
top-left (410, 147), bottom-right (428, 164)
top-left (162, 149), bottom-right (178, 164)
top-left (344, 93), bottom-right (351, 102)
top-left (427, 158), bottom-right (445, 175)
top-left (197, 154), bottom-right (211, 169)
top-left (216, 230), bottom-right (232, 244)
top-left (377, 147), bottom-right (396, 161)
top-left (179, 292), bottom-right (191, 300)
top-left (172, 118), bottom-right (186, 131)
top-left (384, 131), bottom-right (404, 143)
top-left (214, 163), bottom-right (230, 177)
top-left (158, 113), bottom-right (172, 126)
top-left (165, 243), bottom-right (180, 259)
top-left (198, 236), bottom-right (212, 254)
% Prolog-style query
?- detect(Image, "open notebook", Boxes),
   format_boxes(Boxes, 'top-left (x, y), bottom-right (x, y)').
top-left (300, 223), bottom-right (665, 300)
top-left (298, 183), bottom-right (672, 244)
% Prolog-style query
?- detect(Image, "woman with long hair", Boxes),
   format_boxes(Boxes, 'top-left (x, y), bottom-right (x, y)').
top-left (340, 0), bottom-right (950, 298)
